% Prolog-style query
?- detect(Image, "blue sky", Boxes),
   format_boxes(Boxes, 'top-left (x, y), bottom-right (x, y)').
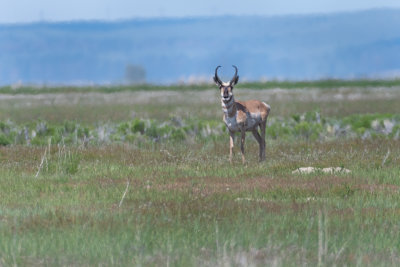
top-left (1, 0), bottom-right (400, 23)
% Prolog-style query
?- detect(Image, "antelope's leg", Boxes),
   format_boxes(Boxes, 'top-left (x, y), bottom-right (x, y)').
top-left (260, 121), bottom-right (267, 161)
top-left (240, 130), bottom-right (246, 164)
top-left (229, 131), bottom-right (235, 164)
top-left (252, 129), bottom-right (263, 161)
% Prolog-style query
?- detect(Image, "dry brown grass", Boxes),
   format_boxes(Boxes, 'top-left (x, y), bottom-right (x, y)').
top-left (2, 87), bottom-right (400, 122)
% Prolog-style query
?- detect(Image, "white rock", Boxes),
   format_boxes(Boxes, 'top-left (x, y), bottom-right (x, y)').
top-left (292, 167), bottom-right (319, 174)
top-left (292, 166), bottom-right (351, 174)
top-left (322, 167), bottom-right (351, 174)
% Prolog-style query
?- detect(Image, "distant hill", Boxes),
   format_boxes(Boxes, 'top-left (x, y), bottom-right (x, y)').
top-left (1, 9), bottom-right (400, 85)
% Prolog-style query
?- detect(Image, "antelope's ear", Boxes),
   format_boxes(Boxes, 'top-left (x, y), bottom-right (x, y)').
top-left (231, 75), bottom-right (239, 86)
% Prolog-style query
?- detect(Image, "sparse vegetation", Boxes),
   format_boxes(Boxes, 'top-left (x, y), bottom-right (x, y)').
top-left (1, 83), bottom-right (400, 265)
top-left (0, 112), bottom-right (399, 146)
top-left (2, 79), bottom-right (400, 95)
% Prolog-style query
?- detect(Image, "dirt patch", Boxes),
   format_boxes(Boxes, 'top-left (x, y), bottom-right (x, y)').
top-left (148, 175), bottom-right (400, 198)
top-left (150, 176), bottom-right (354, 195)
top-left (356, 183), bottom-right (400, 193)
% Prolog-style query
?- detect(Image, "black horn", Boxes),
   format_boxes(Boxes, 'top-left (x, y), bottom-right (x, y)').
top-left (213, 65), bottom-right (223, 86)
top-left (230, 65), bottom-right (239, 86)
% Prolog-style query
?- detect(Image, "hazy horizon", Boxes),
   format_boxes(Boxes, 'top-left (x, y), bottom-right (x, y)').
top-left (2, 7), bottom-right (400, 26)
top-left (1, 9), bottom-right (400, 85)
top-left (2, 0), bottom-right (400, 24)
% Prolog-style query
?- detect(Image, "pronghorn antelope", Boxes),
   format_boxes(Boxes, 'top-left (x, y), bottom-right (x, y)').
top-left (214, 65), bottom-right (270, 163)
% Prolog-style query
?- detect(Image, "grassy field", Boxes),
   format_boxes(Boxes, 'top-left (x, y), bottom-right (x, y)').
top-left (2, 86), bottom-right (400, 123)
top-left (2, 78), bottom-right (400, 95)
top-left (1, 82), bottom-right (400, 266)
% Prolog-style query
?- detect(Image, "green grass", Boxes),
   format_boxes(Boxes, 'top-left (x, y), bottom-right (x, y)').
top-left (240, 78), bottom-right (400, 90)
top-left (2, 78), bottom-right (400, 95)
top-left (1, 83), bottom-right (400, 265)
top-left (2, 85), bottom-right (400, 124)
top-left (1, 139), bottom-right (400, 265)
top-left (0, 111), bottom-right (399, 146)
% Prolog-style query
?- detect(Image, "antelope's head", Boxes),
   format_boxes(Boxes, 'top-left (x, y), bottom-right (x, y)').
top-left (213, 65), bottom-right (239, 103)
